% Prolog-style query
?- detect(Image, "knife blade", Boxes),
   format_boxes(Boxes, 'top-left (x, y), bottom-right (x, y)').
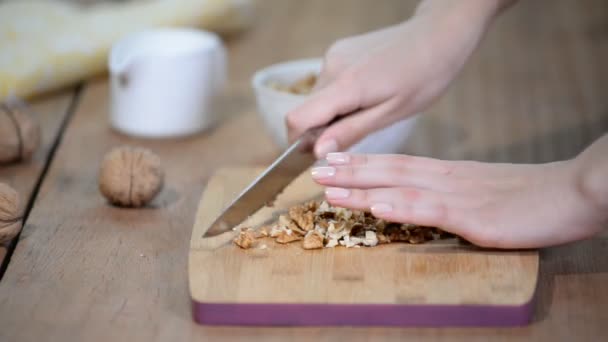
top-left (203, 127), bottom-right (322, 238)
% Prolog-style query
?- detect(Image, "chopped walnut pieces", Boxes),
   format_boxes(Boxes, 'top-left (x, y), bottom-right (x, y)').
top-left (233, 200), bottom-right (453, 250)
top-left (408, 235), bottom-right (425, 244)
top-left (289, 221), bottom-right (306, 236)
top-left (377, 232), bottom-right (390, 244)
top-left (257, 225), bottom-right (272, 238)
top-left (303, 230), bottom-right (324, 250)
top-left (269, 225), bottom-right (284, 238)
top-left (276, 230), bottom-right (303, 244)
top-left (388, 230), bottom-right (409, 242)
top-left (363, 231), bottom-right (379, 246)
top-left (268, 74), bottom-right (318, 95)
top-left (279, 214), bottom-right (306, 236)
top-left (317, 219), bottom-right (329, 230)
top-left (289, 205), bottom-right (315, 232)
top-left (234, 229), bottom-right (257, 249)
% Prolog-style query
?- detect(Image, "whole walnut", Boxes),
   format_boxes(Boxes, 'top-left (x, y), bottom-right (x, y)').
top-left (98, 146), bottom-right (164, 207)
top-left (0, 105), bottom-right (41, 164)
top-left (0, 183), bottom-right (22, 244)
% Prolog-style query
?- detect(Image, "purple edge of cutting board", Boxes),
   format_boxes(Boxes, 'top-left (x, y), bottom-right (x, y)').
top-left (191, 294), bottom-right (536, 327)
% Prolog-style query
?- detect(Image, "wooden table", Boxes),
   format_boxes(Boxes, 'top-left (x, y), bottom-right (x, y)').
top-left (1, 0), bottom-right (607, 340)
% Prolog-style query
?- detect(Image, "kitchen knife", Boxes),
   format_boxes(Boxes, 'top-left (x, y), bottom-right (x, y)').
top-left (203, 126), bottom-right (325, 238)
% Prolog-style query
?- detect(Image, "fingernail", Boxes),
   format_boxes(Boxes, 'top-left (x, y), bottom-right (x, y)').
top-left (326, 152), bottom-right (350, 165)
top-left (311, 166), bottom-right (336, 179)
top-left (325, 187), bottom-right (350, 199)
top-left (371, 203), bottom-right (393, 214)
top-left (315, 139), bottom-right (338, 158)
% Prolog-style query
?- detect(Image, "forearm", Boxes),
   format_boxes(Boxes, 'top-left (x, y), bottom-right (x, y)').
top-left (399, 0), bottom-right (517, 83)
top-left (414, 0), bottom-right (517, 28)
top-left (575, 134), bottom-right (608, 215)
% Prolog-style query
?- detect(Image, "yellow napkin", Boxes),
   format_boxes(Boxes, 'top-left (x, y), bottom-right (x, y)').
top-left (0, 0), bottom-right (254, 100)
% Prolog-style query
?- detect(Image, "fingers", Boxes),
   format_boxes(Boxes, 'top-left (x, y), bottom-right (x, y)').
top-left (324, 187), bottom-right (467, 231)
top-left (311, 153), bottom-right (470, 191)
top-left (313, 98), bottom-right (399, 158)
top-left (311, 165), bottom-right (454, 192)
top-left (285, 78), bottom-right (361, 144)
top-left (313, 62), bottom-right (333, 91)
top-left (325, 153), bottom-right (458, 174)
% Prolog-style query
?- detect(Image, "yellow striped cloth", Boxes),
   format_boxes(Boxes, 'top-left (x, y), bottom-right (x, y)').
top-left (0, 0), bottom-right (253, 100)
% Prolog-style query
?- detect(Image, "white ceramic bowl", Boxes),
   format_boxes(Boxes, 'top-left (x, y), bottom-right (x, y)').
top-left (252, 58), bottom-right (418, 154)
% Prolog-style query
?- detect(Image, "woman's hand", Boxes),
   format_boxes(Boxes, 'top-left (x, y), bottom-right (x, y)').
top-left (286, 0), bottom-right (512, 158)
top-left (310, 134), bottom-right (608, 248)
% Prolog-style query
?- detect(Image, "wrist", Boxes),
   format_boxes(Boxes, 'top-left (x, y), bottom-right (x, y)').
top-left (569, 135), bottom-right (608, 235)
top-left (575, 151), bottom-right (608, 217)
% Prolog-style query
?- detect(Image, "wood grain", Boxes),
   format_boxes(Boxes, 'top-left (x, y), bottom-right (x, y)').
top-left (0, 0), bottom-right (607, 340)
top-left (0, 89), bottom-right (77, 273)
top-left (190, 168), bottom-right (537, 308)
top-left (0, 77), bottom-right (277, 341)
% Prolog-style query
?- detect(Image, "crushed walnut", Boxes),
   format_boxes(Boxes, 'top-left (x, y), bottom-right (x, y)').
top-left (267, 74), bottom-right (318, 95)
top-left (234, 200), bottom-right (452, 250)
top-left (233, 229), bottom-right (257, 249)
top-left (303, 230), bottom-right (324, 249)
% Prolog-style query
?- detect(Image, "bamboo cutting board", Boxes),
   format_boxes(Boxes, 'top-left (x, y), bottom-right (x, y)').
top-left (189, 168), bottom-right (539, 326)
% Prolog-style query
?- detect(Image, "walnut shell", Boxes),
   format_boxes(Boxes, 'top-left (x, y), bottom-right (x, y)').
top-left (0, 105), bottom-right (41, 164)
top-left (0, 183), bottom-right (22, 243)
top-left (98, 146), bottom-right (164, 207)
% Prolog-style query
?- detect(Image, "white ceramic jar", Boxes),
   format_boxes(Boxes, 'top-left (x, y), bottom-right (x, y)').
top-left (109, 28), bottom-right (226, 138)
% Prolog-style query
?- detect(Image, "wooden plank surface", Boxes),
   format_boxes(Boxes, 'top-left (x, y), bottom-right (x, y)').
top-left (0, 89), bottom-right (77, 274)
top-left (0, 0), bottom-right (607, 340)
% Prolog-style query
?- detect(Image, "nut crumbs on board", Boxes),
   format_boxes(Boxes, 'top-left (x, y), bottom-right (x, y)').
top-left (233, 200), bottom-right (453, 250)
top-left (233, 229), bottom-right (257, 249)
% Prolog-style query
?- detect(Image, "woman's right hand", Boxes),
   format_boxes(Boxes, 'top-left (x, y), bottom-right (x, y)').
top-left (286, 0), bottom-right (514, 158)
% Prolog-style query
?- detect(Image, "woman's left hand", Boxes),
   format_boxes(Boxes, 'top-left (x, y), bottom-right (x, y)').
top-left (310, 150), bottom-right (606, 249)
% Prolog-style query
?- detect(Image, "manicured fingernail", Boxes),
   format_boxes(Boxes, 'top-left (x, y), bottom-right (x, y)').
top-left (371, 203), bottom-right (393, 214)
top-left (315, 139), bottom-right (338, 158)
top-left (326, 152), bottom-right (350, 164)
top-left (311, 166), bottom-right (336, 179)
top-left (325, 187), bottom-right (350, 199)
